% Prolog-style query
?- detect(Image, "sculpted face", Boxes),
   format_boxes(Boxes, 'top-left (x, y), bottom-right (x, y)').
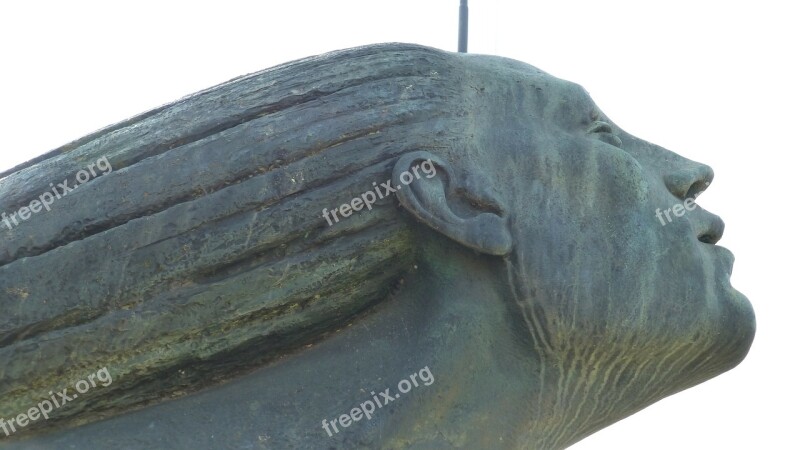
top-left (397, 53), bottom-right (755, 441)
top-left (469, 55), bottom-right (755, 408)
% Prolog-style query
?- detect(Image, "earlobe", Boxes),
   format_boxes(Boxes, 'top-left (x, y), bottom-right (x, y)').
top-left (392, 151), bottom-right (513, 256)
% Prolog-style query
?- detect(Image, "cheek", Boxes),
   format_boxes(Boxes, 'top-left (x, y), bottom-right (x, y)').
top-left (546, 139), bottom-right (653, 235)
top-left (563, 145), bottom-right (660, 303)
top-left (590, 143), bottom-right (652, 214)
top-left (506, 140), bottom-right (675, 331)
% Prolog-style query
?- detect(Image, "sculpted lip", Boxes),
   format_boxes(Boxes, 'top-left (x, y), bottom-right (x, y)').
top-left (713, 244), bottom-right (735, 275)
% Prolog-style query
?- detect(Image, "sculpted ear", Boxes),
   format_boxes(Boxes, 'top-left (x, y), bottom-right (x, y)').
top-left (392, 151), bottom-right (512, 256)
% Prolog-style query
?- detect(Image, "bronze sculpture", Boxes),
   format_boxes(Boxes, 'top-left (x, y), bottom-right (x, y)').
top-left (0, 43), bottom-right (755, 449)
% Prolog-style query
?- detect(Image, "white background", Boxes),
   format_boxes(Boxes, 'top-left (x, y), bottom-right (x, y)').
top-left (1, 1), bottom-right (796, 448)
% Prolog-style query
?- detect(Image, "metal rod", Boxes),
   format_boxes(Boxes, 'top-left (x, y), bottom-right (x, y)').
top-left (458, 0), bottom-right (469, 53)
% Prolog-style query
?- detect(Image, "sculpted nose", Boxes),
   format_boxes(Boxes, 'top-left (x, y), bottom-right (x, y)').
top-left (664, 163), bottom-right (714, 200)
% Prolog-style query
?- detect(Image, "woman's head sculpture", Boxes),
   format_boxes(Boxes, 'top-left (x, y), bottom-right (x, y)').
top-left (0, 43), bottom-right (754, 448)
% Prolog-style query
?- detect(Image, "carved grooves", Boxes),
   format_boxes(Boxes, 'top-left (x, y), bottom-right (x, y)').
top-left (0, 43), bottom-right (463, 437)
top-left (0, 68), bottom-right (443, 267)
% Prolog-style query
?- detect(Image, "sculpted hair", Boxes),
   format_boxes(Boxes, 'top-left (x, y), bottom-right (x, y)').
top-left (0, 43), bottom-right (468, 434)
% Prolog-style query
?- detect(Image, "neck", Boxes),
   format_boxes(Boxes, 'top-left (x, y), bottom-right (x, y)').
top-left (246, 242), bottom-right (544, 448)
top-left (276, 241), bottom-right (561, 448)
top-left (262, 241), bottom-right (619, 449)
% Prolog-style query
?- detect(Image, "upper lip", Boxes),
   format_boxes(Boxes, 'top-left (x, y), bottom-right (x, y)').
top-left (714, 244), bottom-right (735, 275)
top-left (697, 212), bottom-right (725, 245)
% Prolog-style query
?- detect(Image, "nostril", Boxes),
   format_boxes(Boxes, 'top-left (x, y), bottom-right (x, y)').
top-left (698, 215), bottom-right (725, 245)
top-left (685, 180), bottom-right (709, 200)
top-left (698, 233), bottom-right (719, 244)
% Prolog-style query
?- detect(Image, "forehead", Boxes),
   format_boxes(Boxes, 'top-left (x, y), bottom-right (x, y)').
top-left (464, 54), bottom-right (599, 123)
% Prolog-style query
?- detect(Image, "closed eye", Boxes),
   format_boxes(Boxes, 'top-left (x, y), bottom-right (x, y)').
top-left (587, 120), bottom-right (623, 148)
